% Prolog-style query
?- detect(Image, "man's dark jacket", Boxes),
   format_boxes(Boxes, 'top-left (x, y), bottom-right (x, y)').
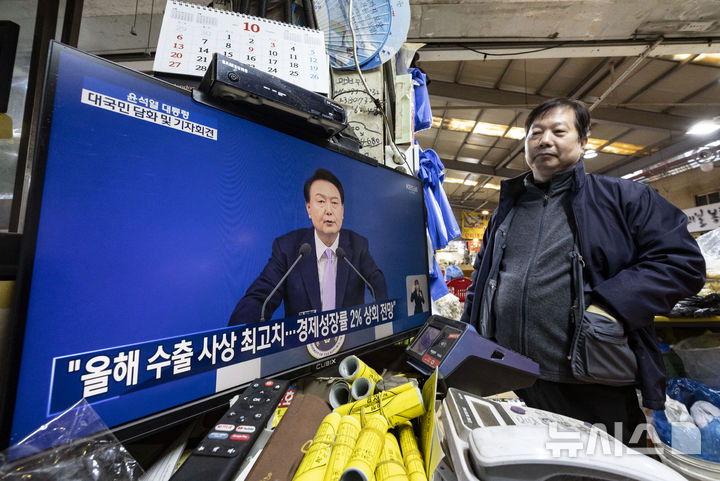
top-left (461, 161), bottom-right (706, 410)
top-left (229, 228), bottom-right (387, 325)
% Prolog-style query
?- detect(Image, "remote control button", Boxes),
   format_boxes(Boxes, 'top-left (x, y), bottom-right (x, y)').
top-left (215, 424), bottom-right (235, 432)
top-left (237, 415), bottom-right (246, 423)
top-left (247, 404), bottom-right (255, 410)
top-left (252, 382), bottom-right (260, 388)
top-left (208, 432), bottom-right (229, 440)
top-left (264, 380), bottom-right (274, 387)
top-left (273, 384), bottom-right (281, 390)
top-left (236, 425), bottom-right (256, 433)
top-left (253, 412), bottom-right (263, 419)
top-left (230, 433), bottom-right (251, 442)
top-left (251, 396), bottom-right (263, 403)
top-left (211, 446), bottom-right (222, 454)
top-left (226, 447), bottom-right (237, 456)
top-left (196, 445), bottom-right (206, 452)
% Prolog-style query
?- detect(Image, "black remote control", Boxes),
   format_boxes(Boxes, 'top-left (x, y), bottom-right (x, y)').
top-left (170, 378), bottom-right (290, 481)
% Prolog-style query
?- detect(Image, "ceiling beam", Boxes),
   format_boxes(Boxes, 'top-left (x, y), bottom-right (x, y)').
top-left (416, 39), bottom-right (720, 62)
top-left (427, 80), bottom-right (693, 132)
top-left (442, 158), bottom-right (525, 178)
top-left (448, 199), bottom-right (499, 213)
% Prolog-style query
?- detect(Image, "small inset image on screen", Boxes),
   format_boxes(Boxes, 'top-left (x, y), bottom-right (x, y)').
top-left (406, 275), bottom-right (429, 316)
top-left (410, 325), bottom-right (441, 355)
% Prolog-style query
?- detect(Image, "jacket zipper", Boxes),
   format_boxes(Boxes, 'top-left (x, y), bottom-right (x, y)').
top-left (520, 193), bottom-right (550, 354)
top-left (567, 200), bottom-right (586, 360)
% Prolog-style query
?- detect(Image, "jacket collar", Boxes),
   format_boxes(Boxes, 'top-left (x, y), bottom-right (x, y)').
top-left (500, 160), bottom-right (587, 202)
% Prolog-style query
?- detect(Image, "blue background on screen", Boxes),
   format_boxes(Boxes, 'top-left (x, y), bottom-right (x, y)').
top-left (10, 48), bottom-right (428, 443)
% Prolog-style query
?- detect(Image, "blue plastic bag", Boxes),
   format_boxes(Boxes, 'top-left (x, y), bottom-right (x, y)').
top-left (653, 377), bottom-right (720, 462)
top-left (409, 68), bottom-right (432, 132)
top-left (417, 144), bottom-right (461, 301)
top-left (417, 146), bottom-right (461, 250)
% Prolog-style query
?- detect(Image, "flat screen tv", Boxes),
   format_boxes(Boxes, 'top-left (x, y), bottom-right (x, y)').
top-left (0, 41), bottom-right (430, 450)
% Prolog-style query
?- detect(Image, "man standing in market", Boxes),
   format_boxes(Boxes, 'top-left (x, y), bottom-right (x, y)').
top-left (461, 97), bottom-right (706, 446)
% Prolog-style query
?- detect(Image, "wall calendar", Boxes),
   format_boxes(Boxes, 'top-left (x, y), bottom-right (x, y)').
top-left (154, 1), bottom-right (330, 94)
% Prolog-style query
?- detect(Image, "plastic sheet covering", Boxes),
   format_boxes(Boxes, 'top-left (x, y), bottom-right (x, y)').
top-left (0, 399), bottom-right (143, 481)
top-left (697, 227), bottom-right (720, 277)
top-left (654, 378), bottom-right (720, 462)
top-left (409, 68), bottom-right (432, 132)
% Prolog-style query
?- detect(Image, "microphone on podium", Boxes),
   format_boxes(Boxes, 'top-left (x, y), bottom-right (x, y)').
top-left (335, 247), bottom-right (376, 302)
top-left (260, 243), bottom-right (311, 322)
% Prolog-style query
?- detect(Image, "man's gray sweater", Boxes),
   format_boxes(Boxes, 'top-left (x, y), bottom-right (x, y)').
top-left (493, 170), bottom-right (578, 382)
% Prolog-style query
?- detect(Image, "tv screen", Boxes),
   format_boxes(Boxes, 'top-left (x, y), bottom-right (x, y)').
top-left (1, 42), bottom-right (430, 449)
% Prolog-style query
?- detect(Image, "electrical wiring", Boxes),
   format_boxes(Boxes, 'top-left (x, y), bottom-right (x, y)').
top-left (346, 0), bottom-right (415, 176)
top-left (460, 43), bottom-right (568, 58)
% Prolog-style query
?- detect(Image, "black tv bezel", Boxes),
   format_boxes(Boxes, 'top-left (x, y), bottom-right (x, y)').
top-left (0, 41), bottom-right (430, 449)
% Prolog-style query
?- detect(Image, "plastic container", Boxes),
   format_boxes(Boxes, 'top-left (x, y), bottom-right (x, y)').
top-left (673, 333), bottom-right (720, 389)
top-left (650, 429), bottom-right (720, 481)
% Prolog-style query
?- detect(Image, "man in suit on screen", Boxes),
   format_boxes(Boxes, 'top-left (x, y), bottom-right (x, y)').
top-left (228, 168), bottom-right (387, 325)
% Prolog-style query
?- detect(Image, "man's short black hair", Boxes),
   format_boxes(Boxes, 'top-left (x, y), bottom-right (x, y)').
top-left (304, 168), bottom-right (344, 204)
top-left (525, 98), bottom-right (591, 141)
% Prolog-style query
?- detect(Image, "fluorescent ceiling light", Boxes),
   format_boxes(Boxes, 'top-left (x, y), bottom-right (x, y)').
top-left (583, 149), bottom-right (598, 159)
top-left (444, 177), bottom-right (477, 186)
top-left (601, 142), bottom-right (645, 155)
top-left (481, 210), bottom-right (490, 215)
top-left (687, 120), bottom-right (720, 135)
top-left (447, 118), bottom-right (475, 132)
top-left (505, 127), bottom-right (526, 140)
top-left (473, 121), bottom-right (508, 137)
top-left (585, 138), bottom-right (607, 150)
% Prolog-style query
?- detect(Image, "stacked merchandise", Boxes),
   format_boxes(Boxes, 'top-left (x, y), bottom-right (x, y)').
top-left (294, 356), bottom-right (429, 481)
top-left (668, 228), bottom-right (720, 318)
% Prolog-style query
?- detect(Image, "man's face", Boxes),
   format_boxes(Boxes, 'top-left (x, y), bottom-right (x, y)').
top-left (306, 179), bottom-right (344, 244)
top-left (525, 106), bottom-right (587, 182)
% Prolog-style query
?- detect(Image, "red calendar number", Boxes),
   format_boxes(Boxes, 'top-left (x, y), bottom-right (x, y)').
top-left (244, 22), bottom-right (260, 33)
top-left (168, 61), bottom-right (181, 68)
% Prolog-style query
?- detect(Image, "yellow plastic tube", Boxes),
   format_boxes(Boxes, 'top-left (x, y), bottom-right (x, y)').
top-left (340, 414), bottom-right (388, 481)
top-left (293, 412), bottom-right (341, 481)
top-left (335, 383), bottom-right (425, 428)
top-left (323, 415), bottom-right (362, 481)
top-left (375, 432), bottom-right (409, 481)
top-left (397, 422), bottom-right (427, 481)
